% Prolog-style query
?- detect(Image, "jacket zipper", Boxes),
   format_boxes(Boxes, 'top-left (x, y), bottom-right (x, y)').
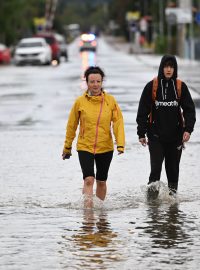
top-left (93, 95), bottom-right (104, 154)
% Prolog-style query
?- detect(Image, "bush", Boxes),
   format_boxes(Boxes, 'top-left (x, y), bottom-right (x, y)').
top-left (154, 35), bottom-right (167, 54)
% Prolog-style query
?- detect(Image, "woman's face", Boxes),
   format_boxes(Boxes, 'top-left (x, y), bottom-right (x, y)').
top-left (87, 73), bottom-right (103, 96)
top-left (163, 65), bottom-right (174, 79)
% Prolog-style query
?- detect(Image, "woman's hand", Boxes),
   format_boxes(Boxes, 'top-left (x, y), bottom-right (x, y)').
top-left (139, 137), bottom-right (147, 146)
top-left (182, 131), bottom-right (191, 143)
top-left (62, 152), bottom-right (72, 160)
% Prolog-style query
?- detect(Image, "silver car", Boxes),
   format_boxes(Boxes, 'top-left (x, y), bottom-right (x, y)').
top-left (14, 37), bottom-right (52, 66)
top-left (79, 33), bottom-right (97, 52)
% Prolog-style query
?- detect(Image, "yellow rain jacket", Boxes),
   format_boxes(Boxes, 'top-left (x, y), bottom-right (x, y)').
top-left (63, 90), bottom-right (125, 154)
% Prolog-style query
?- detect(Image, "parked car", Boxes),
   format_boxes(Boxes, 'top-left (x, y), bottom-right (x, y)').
top-left (54, 33), bottom-right (68, 60)
top-left (34, 32), bottom-right (61, 63)
top-left (0, 43), bottom-right (11, 64)
top-left (14, 37), bottom-right (51, 66)
top-left (79, 33), bottom-right (97, 52)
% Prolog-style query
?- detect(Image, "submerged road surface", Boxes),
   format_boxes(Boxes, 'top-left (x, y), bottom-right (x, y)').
top-left (0, 37), bottom-right (200, 269)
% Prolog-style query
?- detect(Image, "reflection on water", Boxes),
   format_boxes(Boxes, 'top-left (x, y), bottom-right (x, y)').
top-left (79, 51), bottom-right (97, 91)
top-left (80, 51), bottom-right (97, 75)
top-left (0, 93), bottom-right (34, 100)
top-left (73, 209), bottom-right (116, 249)
top-left (146, 204), bottom-right (189, 247)
top-left (60, 209), bottom-right (123, 269)
top-left (17, 117), bottom-right (38, 126)
top-left (142, 203), bottom-right (193, 266)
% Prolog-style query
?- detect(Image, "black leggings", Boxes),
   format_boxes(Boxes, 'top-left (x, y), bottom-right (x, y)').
top-left (78, 151), bottom-right (113, 181)
top-left (148, 140), bottom-right (182, 191)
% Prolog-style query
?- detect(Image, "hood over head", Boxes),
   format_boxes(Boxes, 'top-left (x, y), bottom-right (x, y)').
top-left (158, 54), bottom-right (178, 79)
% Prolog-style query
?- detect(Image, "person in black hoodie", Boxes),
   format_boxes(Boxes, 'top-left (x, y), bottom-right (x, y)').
top-left (136, 55), bottom-right (196, 198)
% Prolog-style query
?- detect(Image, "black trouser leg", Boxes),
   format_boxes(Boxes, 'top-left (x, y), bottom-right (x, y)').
top-left (148, 140), bottom-right (164, 184)
top-left (164, 142), bottom-right (182, 192)
top-left (95, 151), bottom-right (113, 180)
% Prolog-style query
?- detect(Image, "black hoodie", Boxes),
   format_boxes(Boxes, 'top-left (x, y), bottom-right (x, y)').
top-left (136, 55), bottom-right (196, 142)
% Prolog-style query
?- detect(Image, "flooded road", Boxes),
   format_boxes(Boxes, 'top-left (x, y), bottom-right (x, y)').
top-left (1, 37), bottom-right (200, 269)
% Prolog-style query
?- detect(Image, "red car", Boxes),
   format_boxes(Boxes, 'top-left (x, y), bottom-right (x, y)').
top-left (0, 43), bottom-right (11, 64)
top-left (34, 33), bottom-right (61, 63)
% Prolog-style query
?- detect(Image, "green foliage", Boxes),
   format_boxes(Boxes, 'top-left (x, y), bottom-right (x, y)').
top-left (108, 0), bottom-right (137, 38)
top-left (0, 0), bottom-right (45, 45)
top-left (154, 35), bottom-right (168, 54)
top-left (56, 1), bottom-right (110, 33)
top-left (0, 0), bottom-right (162, 46)
top-left (1, 0), bottom-right (199, 50)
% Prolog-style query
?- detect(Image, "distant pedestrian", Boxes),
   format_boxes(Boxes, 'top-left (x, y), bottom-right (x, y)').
top-left (62, 66), bottom-right (125, 207)
top-left (136, 55), bottom-right (196, 199)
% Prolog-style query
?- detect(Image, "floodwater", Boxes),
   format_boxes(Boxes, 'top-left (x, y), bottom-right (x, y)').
top-left (1, 37), bottom-right (200, 269)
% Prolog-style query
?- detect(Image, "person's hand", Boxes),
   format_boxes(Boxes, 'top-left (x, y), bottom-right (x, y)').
top-left (117, 146), bottom-right (124, 155)
top-left (62, 152), bottom-right (72, 160)
top-left (139, 137), bottom-right (147, 146)
top-left (182, 131), bottom-right (190, 143)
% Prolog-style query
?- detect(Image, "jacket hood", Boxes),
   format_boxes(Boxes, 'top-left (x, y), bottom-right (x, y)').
top-left (158, 55), bottom-right (178, 79)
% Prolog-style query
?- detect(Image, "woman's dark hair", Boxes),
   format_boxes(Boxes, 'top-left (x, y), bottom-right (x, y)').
top-left (84, 66), bottom-right (105, 82)
top-left (164, 60), bottom-right (174, 68)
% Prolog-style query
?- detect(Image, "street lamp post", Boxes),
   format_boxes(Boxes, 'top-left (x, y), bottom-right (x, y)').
top-left (159, 0), bottom-right (164, 37)
top-left (178, 0), bottom-right (193, 59)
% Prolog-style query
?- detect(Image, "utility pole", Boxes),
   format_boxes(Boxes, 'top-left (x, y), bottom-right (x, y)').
top-left (159, 0), bottom-right (164, 37)
top-left (177, 0), bottom-right (192, 58)
top-left (45, 0), bottom-right (58, 31)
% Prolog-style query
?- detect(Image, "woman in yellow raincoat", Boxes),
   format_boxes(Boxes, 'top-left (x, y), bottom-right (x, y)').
top-left (62, 66), bottom-right (125, 205)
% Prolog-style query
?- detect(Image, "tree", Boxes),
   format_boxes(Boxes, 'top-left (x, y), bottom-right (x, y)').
top-left (0, 0), bottom-right (45, 45)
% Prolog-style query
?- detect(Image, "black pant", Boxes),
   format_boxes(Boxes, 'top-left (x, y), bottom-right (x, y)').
top-left (78, 151), bottom-right (113, 181)
top-left (148, 140), bottom-right (182, 191)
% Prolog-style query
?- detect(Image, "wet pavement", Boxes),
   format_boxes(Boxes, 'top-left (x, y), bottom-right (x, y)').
top-left (0, 37), bottom-right (200, 269)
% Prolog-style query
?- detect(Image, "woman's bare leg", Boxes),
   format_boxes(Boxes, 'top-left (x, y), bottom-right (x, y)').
top-left (96, 180), bottom-right (107, 200)
top-left (83, 176), bottom-right (94, 208)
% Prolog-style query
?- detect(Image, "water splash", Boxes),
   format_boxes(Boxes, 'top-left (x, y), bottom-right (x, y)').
top-left (0, 182), bottom-right (198, 211)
